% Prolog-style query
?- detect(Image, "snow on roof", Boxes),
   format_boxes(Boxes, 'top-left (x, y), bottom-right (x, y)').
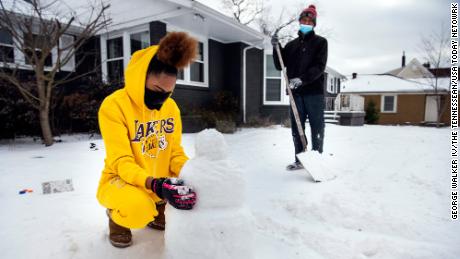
top-left (409, 77), bottom-right (451, 91)
top-left (341, 74), bottom-right (450, 94)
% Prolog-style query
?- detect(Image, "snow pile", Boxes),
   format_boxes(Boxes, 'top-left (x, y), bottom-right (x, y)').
top-left (0, 126), bottom-right (458, 258)
top-left (164, 129), bottom-right (254, 259)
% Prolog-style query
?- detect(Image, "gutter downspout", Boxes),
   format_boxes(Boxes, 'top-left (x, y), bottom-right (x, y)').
top-left (243, 40), bottom-right (264, 123)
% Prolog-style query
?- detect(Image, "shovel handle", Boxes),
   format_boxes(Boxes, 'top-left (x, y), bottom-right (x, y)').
top-left (274, 44), bottom-right (308, 151)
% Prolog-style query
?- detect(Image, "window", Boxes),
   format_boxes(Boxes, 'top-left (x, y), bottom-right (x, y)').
top-left (190, 42), bottom-right (204, 83)
top-left (103, 28), bottom-right (208, 86)
top-left (334, 78), bottom-right (338, 93)
top-left (2, 30), bottom-right (75, 70)
top-left (265, 54), bottom-right (281, 102)
top-left (0, 29), bottom-right (14, 63)
top-left (167, 28), bottom-right (208, 87)
top-left (330, 78), bottom-right (334, 93)
top-left (107, 37), bottom-right (124, 82)
top-left (177, 69), bottom-right (184, 80)
top-left (263, 54), bottom-right (289, 105)
top-left (130, 31), bottom-right (149, 55)
top-left (24, 34), bottom-right (52, 67)
top-left (102, 27), bottom-right (149, 83)
top-left (175, 39), bottom-right (208, 86)
top-left (381, 95), bottom-right (397, 113)
top-left (59, 34), bottom-right (75, 71)
top-left (341, 95), bottom-right (350, 108)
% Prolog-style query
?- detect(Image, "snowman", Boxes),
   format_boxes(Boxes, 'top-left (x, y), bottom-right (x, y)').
top-left (164, 129), bottom-right (254, 259)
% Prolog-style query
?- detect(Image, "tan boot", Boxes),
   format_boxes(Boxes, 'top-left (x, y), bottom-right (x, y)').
top-left (147, 201), bottom-right (166, 231)
top-left (107, 209), bottom-right (133, 248)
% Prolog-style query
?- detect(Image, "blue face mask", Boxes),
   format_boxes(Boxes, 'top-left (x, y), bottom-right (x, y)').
top-left (299, 24), bottom-right (313, 35)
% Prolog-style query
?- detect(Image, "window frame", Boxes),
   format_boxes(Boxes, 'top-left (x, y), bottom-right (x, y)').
top-left (130, 30), bottom-right (150, 55)
top-left (263, 51), bottom-right (288, 105)
top-left (381, 94), bottom-right (398, 113)
top-left (58, 33), bottom-right (75, 72)
top-left (188, 41), bottom-right (205, 84)
top-left (0, 29), bottom-right (15, 64)
top-left (101, 25), bottom-right (150, 83)
top-left (24, 34), bottom-right (54, 67)
top-left (101, 25), bottom-right (209, 87)
top-left (105, 36), bottom-right (124, 83)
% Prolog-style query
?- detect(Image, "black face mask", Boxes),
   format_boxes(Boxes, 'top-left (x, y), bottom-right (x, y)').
top-left (144, 87), bottom-right (171, 110)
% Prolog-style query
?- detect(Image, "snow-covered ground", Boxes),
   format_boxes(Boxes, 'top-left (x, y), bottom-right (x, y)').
top-left (0, 124), bottom-right (458, 259)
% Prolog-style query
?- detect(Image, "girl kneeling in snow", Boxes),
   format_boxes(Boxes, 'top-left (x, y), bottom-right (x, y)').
top-left (97, 32), bottom-right (197, 248)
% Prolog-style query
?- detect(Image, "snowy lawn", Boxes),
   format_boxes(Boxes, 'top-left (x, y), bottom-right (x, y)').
top-left (0, 124), bottom-right (458, 259)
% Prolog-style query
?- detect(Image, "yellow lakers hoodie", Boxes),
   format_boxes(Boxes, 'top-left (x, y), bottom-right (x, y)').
top-left (97, 45), bottom-right (188, 201)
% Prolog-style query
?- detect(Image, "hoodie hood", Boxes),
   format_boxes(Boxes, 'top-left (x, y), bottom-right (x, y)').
top-left (124, 45), bottom-right (159, 110)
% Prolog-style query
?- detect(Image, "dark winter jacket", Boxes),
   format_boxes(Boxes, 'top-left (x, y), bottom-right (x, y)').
top-left (273, 30), bottom-right (328, 95)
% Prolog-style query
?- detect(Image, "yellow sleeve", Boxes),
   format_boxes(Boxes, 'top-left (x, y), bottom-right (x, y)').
top-left (169, 107), bottom-right (189, 177)
top-left (98, 99), bottom-right (150, 189)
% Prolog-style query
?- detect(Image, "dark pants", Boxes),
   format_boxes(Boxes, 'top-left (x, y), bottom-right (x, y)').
top-left (290, 94), bottom-right (325, 162)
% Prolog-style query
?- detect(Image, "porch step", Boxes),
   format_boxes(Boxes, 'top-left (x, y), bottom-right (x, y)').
top-left (324, 119), bottom-right (339, 124)
top-left (306, 111), bottom-right (340, 124)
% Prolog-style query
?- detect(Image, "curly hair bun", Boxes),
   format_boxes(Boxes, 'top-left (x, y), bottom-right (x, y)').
top-left (157, 32), bottom-right (198, 69)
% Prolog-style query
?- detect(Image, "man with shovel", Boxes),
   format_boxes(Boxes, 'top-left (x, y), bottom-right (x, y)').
top-left (272, 4), bottom-right (328, 171)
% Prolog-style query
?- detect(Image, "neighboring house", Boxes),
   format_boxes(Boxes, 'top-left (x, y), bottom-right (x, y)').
top-left (340, 74), bottom-right (451, 125)
top-left (324, 66), bottom-right (346, 110)
top-left (0, 1), bottom-right (79, 73)
top-left (1, 0), bottom-right (345, 132)
top-left (386, 52), bottom-right (433, 79)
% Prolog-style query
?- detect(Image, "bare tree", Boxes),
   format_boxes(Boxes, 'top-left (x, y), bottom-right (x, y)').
top-left (419, 24), bottom-right (450, 127)
top-left (222, 0), bottom-right (264, 26)
top-left (257, 2), bottom-right (333, 43)
top-left (257, 5), bottom-right (298, 41)
top-left (0, 0), bottom-right (110, 146)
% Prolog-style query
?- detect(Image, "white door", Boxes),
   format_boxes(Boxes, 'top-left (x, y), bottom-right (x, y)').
top-left (425, 96), bottom-right (439, 122)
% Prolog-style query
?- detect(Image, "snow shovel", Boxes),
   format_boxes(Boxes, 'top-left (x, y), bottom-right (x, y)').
top-left (274, 43), bottom-right (335, 182)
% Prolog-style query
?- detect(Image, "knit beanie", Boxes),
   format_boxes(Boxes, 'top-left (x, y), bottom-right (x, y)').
top-left (299, 5), bottom-right (317, 25)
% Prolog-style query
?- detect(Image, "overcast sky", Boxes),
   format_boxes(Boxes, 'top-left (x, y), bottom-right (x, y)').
top-left (197, 0), bottom-right (450, 76)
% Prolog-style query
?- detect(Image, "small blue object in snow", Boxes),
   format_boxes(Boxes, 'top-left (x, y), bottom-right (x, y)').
top-left (18, 189), bottom-right (33, 195)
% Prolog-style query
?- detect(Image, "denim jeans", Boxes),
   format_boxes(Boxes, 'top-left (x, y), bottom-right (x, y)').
top-left (289, 94), bottom-right (325, 162)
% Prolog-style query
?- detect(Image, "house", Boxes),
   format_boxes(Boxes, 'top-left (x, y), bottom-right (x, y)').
top-left (324, 66), bottom-right (346, 110)
top-left (386, 52), bottom-right (433, 79)
top-left (1, 0), bottom-right (345, 133)
top-left (89, 0), bottom-right (346, 128)
top-left (0, 0), bottom-right (80, 73)
top-left (340, 73), bottom-right (451, 125)
top-left (1, 0), bottom-right (266, 131)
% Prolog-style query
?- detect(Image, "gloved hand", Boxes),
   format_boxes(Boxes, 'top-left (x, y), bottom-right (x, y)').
top-left (271, 34), bottom-right (279, 47)
top-left (289, 78), bottom-right (303, 90)
top-left (151, 178), bottom-right (197, 210)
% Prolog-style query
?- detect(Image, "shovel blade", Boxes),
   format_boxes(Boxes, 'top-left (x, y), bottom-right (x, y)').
top-left (296, 151), bottom-right (336, 182)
